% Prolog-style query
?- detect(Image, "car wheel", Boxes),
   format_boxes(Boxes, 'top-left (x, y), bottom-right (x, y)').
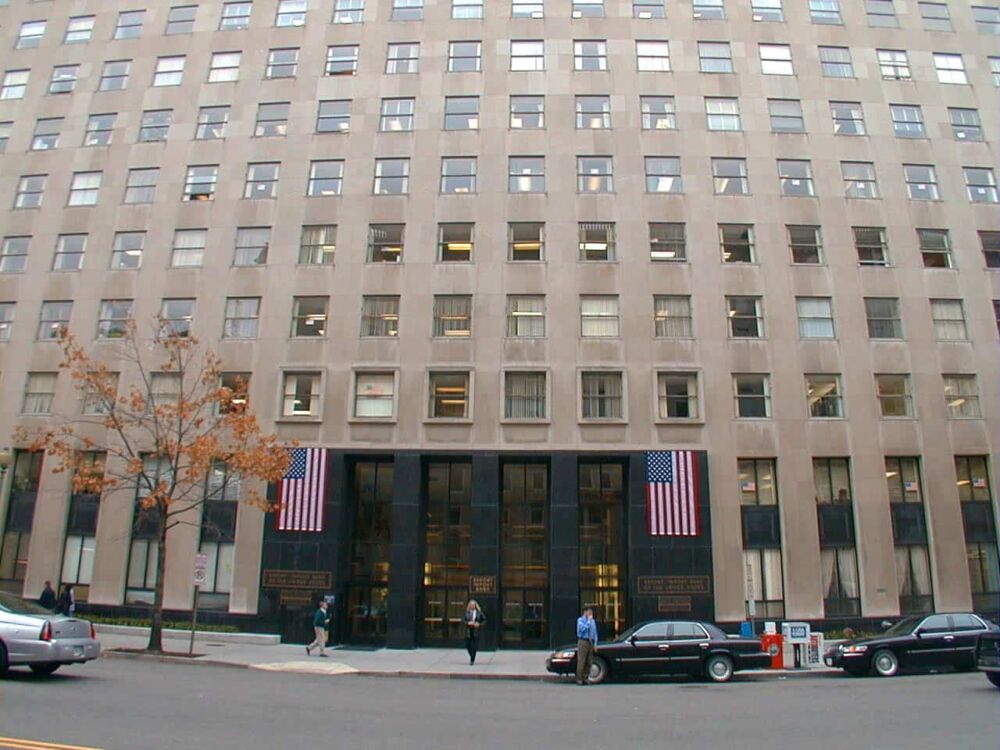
top-left (0, 641), bottom-right (8, 678)
top-left (986, 672), bottom-right (1000, 688)
top-left (704, 654), bottom-right (735, 683)
top-left (588, 656), bottom-right (609, 685)
top-left (29, 663), bottom-right (60, 676)
top-left (871, 649), bottom-right (899, 677)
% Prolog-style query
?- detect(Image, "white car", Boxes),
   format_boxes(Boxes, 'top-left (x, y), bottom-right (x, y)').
top-left (0, 591), bottom-right (101, 676)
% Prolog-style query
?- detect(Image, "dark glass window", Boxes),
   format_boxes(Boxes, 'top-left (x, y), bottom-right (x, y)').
top-left (423, 463), bottom-right (472, 644)
top-left (502, 463), bottom-right (549, 647)
top-left (347, 461), bottom-right (393, 642)
top-left (578, 462), bottom-right (625, 638)
top-left (0, 452), bottom-right (44, 582)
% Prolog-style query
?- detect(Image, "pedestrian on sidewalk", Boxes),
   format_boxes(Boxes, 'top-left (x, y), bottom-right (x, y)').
top-left (306, 600), bottom-right (330, 657)
top-left (463, 599), bottom-right (485, 665)
top-left (575, 607), bottom-right (598, 685)
top-left (38, 580), bottom-right (57, 610)
top-left (56, 584), bottom-right (75, 616)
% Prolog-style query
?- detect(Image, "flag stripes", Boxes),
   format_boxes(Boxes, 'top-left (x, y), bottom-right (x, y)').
top-left (646, 450), bottom-right (699, 537)
top-left (277, 447), bottom-right (327, 532)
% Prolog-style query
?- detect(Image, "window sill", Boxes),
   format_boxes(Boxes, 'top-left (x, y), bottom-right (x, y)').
top-left (578, 418), bottom-right (627, 425)
top-left (423, 418), bottom-right (473, 425)
top-left (501, 418), bottom-right (551, 425)
top-left (654, 418), bottom-right (704, 426)
top-left (348, 417), bottom-right (396, 424)
top-left (275, 415), bottom-right (322, 423)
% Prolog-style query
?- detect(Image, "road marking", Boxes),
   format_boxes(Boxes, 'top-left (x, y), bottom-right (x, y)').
top-left (0, 737), bottom-right (104, 750)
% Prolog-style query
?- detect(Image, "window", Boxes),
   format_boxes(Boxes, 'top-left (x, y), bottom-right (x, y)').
top-left (428, 372), bottom-right (470, 419)
top-left (573, 0), bottom-right (604, 16)
top-left (581, 296), bottom-right (620, 337)
top-left (267, 48), bottom-right (299, 78)
top-left (290, 297), bottom-right (328, 338)
top-left (111, 232), bottom-right (144, 270)
top-left (768, 99), bottom-right (804, 133)
top-left (748, 0), bottom-right (785, 20)
top-left (196, 107), bottom-right (229, 140)
top-left (943, 375), bottom-right (980, 417)
top-left (122, 169), bottom-right (157, 205)
top-left (995, 301), bottom-right (1000, 333)
top-left (209, 52), bottom-right (241, 83)
top-left (577, 156), bottom-right (613, 193)
top-left (992, 57), bottom-right (1000, 86)
top-left (974, 5), bottom-right (1000, 33)
top-left (797, 297), bottom-right (834, 338)
top-left (579, 223), bottom-right (615, 262)
top-left (445, 97), bottom-right (479, 130)
top-left (510, 222), bottom-right (544, 261)
top-left (918, 229), bottom-right (952, 268)
top-left (864, 297), bottom-right (902, 338)
top-left (635, 41), bottom-right (668, 71)
top-left (509, 157), bottom-right (545, 193)
top-left (153, 56), bottom-right (185, 87)
top-left (759, 44), bottom-right (793, 75)
top-left (886, 457), bottom-right (932, 613)
top-left (368, 224), bottom-right (404, 263)
top-left (512, 0), bottom-right (545, 17)
top-left (99, 61), bottom-right (130, 91)
top-left (819, 46), bottom-right (853, 78)
top-left (0, 234), bottom-right (26, 267)
top-left (1, 70), bottom-right (29, 100)
top-left (68, 172), bottom-right (101, 207)
top-left (504, 372), bottom-right (546, 420)
top-left (166, 5), bottom-right (196, 34)
top-left (654, 296), bottom-right (692, 337)
top-left (115, 11), bottom-right (145, 39)
top-left (233, 227), bottom-right (270, 266)
top-left (806, 374), bottom-right (843, 418)
top-left (734, 375), bottom-right (771, 418)
top-left (930, 299), bottom-right (967, 340)
top-left (693, 0), bottom-right (726, 19)
top-left (276, 0), bottom-right (307, 26)
top-left (449, 41), bottom-right (482, 72)
top-left (919, 2), bottom-right (951, 31)
top-left (813, 459), bottom-right (859, 615)
top-left (138, 110), bottom-right (170, 142)
top-left (14, 175), bottom-right (46, 209)
top-left (0, 303), bottom-right (13, 341)
top-left (49, 65), bottom-right (80, 94)
top-left (876, 374), bottom-right (913, 417)
top-left (810, 0), bottom-right (842, 24)
top-left (327, 45), bottom-right (359, 75)
top-left (317, 100), bottom-right (350, 133)
top-left (981, 231), bottom-right (1000, 268)
top-left (713, 158), bottom-right (748, 195)
top-left (23, 373), bottom-right (57, 415)
top-left (244, 163), bottom-right (279, 199)
top-left (706, 98), bottom-right (741, 131)
top-left (281, 372), bottom-right (321, 417)
top-left (386, 43), bottom-right (419, 74)
top-left (650, 223), bottom-right (686, 262)
top-left (949, 108), bottom-right (984, 141)
top-left (721, 224), bottom-right (754, 262)
top-left (374, 159), bottom-right (409, 195)
top-left (842, 162), bottom-right (878, 199)
top-left (877, 50), bottom-right (911, 81)
top-left (727, 296), bottom-right (763, 338)
top-left (854, 227), bottom-right (889, 266)
top-left (170, 229), bottom-right (206, 268)
top-left (699, 42), bottom-right (733, 73)
top-left (956, 456), bottom-right (999, 611)
top-left (96, 299), bottom-right (132, 339)
top-left (511, 40), bottom-right (545, 71)
top-left (777, 161), bottom-right (814, 197)
top-left (645, 157), bottom-right (682, 194)
top-left (0, 122), bottom-right (10, 152)
top-left (160, 299), bottom-right (194, 338)
top-left (634, 0), bottom-right (666, 18)
top-left (37, 301), bottom-right (72, 340)
top-left (354, 373), bottom-right (394, 418)
top-left (221, 2), bottom-right (253, 29)
top-left (576, 96), bottom-right (610, 129)
top-left (361, 296), bottom-right (400, 337)
top-left (440, 158), bottom-right (477, 194)
top-left (306, 161), bottom-right (344, 198)
top-left (789, 225), bottom-right (822, 264)
top-left (510, 96), bottom-right (544, 129)
top-left (439, 224), bottom-right (474, 262)
top-left (506, 295), bottom-right (545, 337)
top-left (392, 0), bottom-right (423, 21)
top-left (934, 53), bottom-right (967, 84)
top-left (16, 20), bottom-right (45, 49)
top-left (299, 225), bottom-right (336, 265)
top-left (581, 372), bottom-right (623, 420)
top-left (657, 373), bottom-right (699, 420)
top-left (184, 165), bottom-right (218, 201)
top-left (83, 113), bottom-right (117, 147)
top-left (903, 165), bottom-right (939, 201)
top-left (334, 0), bottom-right (365, 23)
top-left (432, 296), bottom-right (472, 338)
top-left (380, 98), bottom-right (414, 132)
top-left (31, 118), bottom-right (62, 151)
top-left (965, 167), bottom-right (998, 203)
top-left (253, 103), bottom-right (288, 138)
top-left (867, 0), bottom-right (898, 26)
top-left (223, 297), bottom-right (260, 339)
top-left (830, 101), bottom-right (865, 136)
top-left (891, 105), bottom-right (925, 138)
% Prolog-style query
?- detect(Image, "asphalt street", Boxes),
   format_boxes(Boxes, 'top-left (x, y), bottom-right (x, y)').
top-left (1, 658), bottom-right (997, 750)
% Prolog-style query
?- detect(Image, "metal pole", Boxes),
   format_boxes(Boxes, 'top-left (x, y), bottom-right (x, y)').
top-left (188, 586), bottom-right (200, 656)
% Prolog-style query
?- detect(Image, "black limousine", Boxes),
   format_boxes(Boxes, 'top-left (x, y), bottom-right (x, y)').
top-left (545, 620), bottom-right (771, 684)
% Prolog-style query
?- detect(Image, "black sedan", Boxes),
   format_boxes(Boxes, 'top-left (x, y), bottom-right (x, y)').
top-left (545, 620), bottom-right (771, 684)
top-left (824, 612), bottom-right (996, 677)
top-left (974, 630), bottom-right (1000, 688)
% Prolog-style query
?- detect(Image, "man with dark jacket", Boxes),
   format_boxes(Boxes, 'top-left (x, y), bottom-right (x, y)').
top-left (38, 581), bottom-right (56, 610)
top-left (306, 601), bottom-right (330, 657)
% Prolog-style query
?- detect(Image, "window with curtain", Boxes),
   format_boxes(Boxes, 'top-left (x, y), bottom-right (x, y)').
top-left (504, 372), bottom-right (546, 419)
top-left (580, 296), bottom-right (620, 337)
top-left (654, 296), bottom-right (692, 338)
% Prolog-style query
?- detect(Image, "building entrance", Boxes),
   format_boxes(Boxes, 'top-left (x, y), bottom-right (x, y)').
top-left (345, 461), bottom-right (392, 644)
top-left (501, 463), bottom-right (549, 647)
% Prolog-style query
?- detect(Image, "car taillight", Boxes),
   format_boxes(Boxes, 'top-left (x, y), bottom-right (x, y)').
top-left (40, 621), bottom-right (53, 642)
top-left (90, 623), bottom-right (96, 640)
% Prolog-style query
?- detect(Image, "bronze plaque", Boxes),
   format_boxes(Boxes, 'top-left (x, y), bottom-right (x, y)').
top-left (637, 576), bottom-right (711, 595)
top-left (657, 596), bottom-right (692, 613)
top-left (279, 590), bottom-right (314, 606)
top-left (262, 570), bottom-right (332, 590)
top-left (469, 575), bottom-right (497, 595)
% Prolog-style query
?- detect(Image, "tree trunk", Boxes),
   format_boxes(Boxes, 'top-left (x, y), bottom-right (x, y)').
top-left (146, 509), bottom-right (168, 653)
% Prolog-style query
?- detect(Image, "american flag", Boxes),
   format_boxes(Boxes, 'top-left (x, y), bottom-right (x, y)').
top-left (277, 448), bottom-right (327, 532)
top-left (646, 450), bottom-right (699, 537)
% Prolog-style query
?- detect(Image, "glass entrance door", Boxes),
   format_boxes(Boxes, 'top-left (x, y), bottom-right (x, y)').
top-left (422, 462), bottom-right (472, 644)
top-left (501, 463), bottom-right (549, 648)
top-left (346, 461), bottom-right (393, 644)
top-left (579, 462), bottom-right (627, 638)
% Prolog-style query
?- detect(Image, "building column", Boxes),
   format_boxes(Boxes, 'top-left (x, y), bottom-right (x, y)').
top-left (471, 453), bottom-right (500, 651)
top-left (387, 452), bottom-right (422, 649)
top-left (549, 453), bottom-right (579, 649)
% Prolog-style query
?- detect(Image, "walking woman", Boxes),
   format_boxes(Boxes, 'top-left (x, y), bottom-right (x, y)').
top-left (463, 599), bottom-right (485, 665)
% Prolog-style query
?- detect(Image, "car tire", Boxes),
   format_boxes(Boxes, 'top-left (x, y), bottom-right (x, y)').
top-left (986, 672), bottom-right (1000, 688)
top-left (871, 649), bottom-right (899, 678)
top-left (0, 641), bottom-right (8, 678)
top-left (704, 654), bottom-right (735, 683)
top-left (588, 656), bottom-right (609, 685)
top-left (29, 663), bottom-right (60, 676)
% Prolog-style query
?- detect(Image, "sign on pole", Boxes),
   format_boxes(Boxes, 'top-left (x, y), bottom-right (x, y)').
top-left (193, 553), bottom-right (208, 587)
top-left (745, 562), bottom-right (756, 618)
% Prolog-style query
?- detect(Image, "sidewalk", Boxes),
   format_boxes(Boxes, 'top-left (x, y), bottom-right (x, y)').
top-left (97, 630), bottom-right (840, 681)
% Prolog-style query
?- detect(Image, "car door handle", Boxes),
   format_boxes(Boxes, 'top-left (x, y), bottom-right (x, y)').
top-left (658, 644), bottom-right (670, 650)
top-left (944, 636), bottom-right (955, 641)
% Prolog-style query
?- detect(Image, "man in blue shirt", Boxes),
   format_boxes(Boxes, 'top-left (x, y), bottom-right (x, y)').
top-left (575, 607), bottom-right (599, 685)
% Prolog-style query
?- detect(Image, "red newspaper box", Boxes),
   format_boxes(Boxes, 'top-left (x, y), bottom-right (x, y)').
top-left (760, 633), bottom-right (784, 669)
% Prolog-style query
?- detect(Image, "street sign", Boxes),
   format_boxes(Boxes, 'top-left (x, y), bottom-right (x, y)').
top-left (193, 553), bottom-right (208, 587)
top-left (745, 562), bottom-right (756, 618)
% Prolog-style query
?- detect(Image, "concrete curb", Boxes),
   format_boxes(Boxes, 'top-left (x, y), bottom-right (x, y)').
top-left (94, 624), bottom-right (280, 646)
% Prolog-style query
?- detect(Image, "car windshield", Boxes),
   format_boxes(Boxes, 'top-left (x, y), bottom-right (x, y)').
top-left (881, 616), bottom-right (922, 637)
top-left (0, 591), bottom-right (53, 616)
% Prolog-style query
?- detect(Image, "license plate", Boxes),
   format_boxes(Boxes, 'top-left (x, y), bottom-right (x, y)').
top-left (73, 646), bottom-right (85, 658)
top-left (824, 658), bottom-right (833, 666)
top-left (980, 656), bottom-right (999, 667)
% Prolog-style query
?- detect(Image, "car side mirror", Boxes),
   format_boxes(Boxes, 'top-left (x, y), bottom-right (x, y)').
top-left (880, 620), bottom-right (893, 630)
top-left (629, 635), bottom-right (637, 646)
top-left (913, 629), bottom-right (923, 638)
